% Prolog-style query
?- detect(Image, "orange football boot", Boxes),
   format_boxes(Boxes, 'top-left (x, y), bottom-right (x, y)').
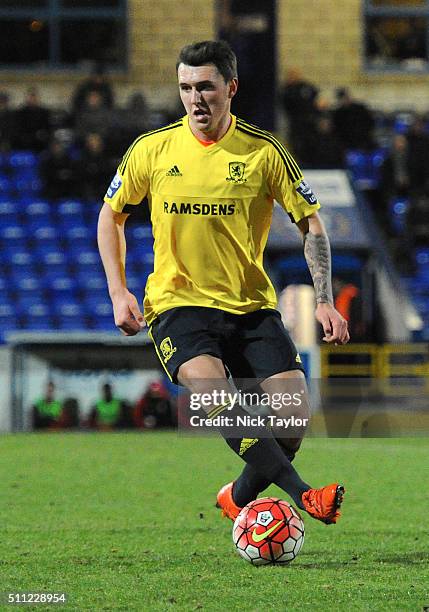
top-left (301, 483), bottom-right (345, 524)
top-left (216, 482), bottom-right (242, 521)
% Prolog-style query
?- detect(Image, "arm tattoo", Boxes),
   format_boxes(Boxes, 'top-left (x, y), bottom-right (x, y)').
top-left (303, 232), bottom-right (333, 304)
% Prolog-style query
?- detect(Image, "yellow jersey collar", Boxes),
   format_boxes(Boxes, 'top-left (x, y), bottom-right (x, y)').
top-left (184, 113), bottom-right (236, 149)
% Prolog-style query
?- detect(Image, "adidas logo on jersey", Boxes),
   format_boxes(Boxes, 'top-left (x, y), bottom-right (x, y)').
top-left (166, 165), bottom-right (182, 176)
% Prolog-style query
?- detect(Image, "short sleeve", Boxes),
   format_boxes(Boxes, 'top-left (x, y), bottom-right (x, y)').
top-left (104, 138), bottom-right (150, 213)
top-left (266, 142), bottom-right (320, 223)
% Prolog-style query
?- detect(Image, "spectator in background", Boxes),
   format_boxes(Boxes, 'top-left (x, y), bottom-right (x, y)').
top-left (0, 91), bottom-right (16, 151)
top-left (407, 194), bottom-right (429, 248)
top-left (74, 132), bottom-right (115, 201)
top-left (333, 277), bottom-right (366, 341)
top-left (40, 137), bottom-right (77, 200)
top-left (406, 117), bottom-right (429, 193)
top-left (108, 92), bottom-right (150, 156)
top-left (15, 87), bottom-right (51, 151)
top-left (218, 0), bottom-right (274, 128)
top-left (379, 134), bottom-right (410, 234)
top-left (332, 88), bottom-right (375, 151)
top-left (87, 382), bottom-right (131, 430)
top-left (304, 115), bottom-right (344, 169)
top-left (73, 90), bottom-right (112, 143)
top-left (32, 381), bottom-right (63, 430)
top-left (281, 68), bottom-right (319, 162)
top-left (72, 63), bottom-right (114, 115)
top-left (133, 381), bottom-right (176, 429)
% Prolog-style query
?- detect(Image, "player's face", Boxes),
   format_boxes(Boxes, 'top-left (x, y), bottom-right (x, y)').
top-left (178, 63), bottom-right (237, 139)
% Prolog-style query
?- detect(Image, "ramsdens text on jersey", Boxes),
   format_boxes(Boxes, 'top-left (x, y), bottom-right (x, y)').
top-left (163, 202), bottom-right (236, 215)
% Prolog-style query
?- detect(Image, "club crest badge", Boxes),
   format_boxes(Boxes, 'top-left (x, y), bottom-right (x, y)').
top-left (226, 161), bottom-right (247, 183)
top-left (160, 337), bottom-right (177, 363)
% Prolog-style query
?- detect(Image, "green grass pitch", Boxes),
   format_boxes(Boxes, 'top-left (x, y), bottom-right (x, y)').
top-left (0, 433), bottom-right (428, 611)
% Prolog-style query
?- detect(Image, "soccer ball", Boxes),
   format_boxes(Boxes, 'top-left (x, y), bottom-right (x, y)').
top-left (232, 497), bottom-right (305, 565)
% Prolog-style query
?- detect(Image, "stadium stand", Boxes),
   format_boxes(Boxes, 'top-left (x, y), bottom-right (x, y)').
top-left (0, 149), bottom-right (153, 342)
top-left (0, 93), bottom-right (428, 344)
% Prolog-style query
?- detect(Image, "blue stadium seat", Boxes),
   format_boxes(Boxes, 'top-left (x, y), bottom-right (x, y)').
top-left (56, 317), bottom-right (88, 331)
top-left (44, 275), bottom-right (78, 294)
top-left (53, 299), bottom-right (83, 317)
top-left (20, 302), bottom-right (53, 330)
top-left (9, 271), bottom-right (44, 300)
top-left (73, 249), bottom-right (103, 275)
top-left (61, 223), bottom-right (93, 246)
top-left (0, 294), bottom-right (12, 309)
top-left (390, 197), bottom-right (409, 235)
top-left (2, 248), bottom-right (35, 272)
top-left (22, 317), bottom-right (54, 332)
top-left (415, 267), bottom-right (429, 281)
top-left (413, 296), bottom-right (429, 316)
top-left (126, 261), bottom-right (153, 281)
top-left (16, 294), bottom-right (46, 310)
top-left (0, 175), bottom-right (12, 196)
top-left (31, 225), bottom-right (61, 251)
top-left (9, 151), bottom-right (39, 170)
top-left (53, 301), bottom-right (90, 330)
top-left (21, 198), bottom-right (52, 221)
top-left (0, 199), bottom-right (17, 223)
top-left (403, 277), bottom-right (429, 296)
top-left (14, 175), bottom-right (42, 196)
top-left (346, 149), bottom-right (387, 190)
top-left (0, 314), bottom-right (20, 342)
top-left (0, 275), bottom-right (9, 294)
top-left (89, 315), bottom-right (116, 331)
top-left (415, 248), bottom-right (429, 266)
top-left (87, 300), bottom-right (113, 318)
top-left (82, 291), bottom-right (110, 311)
top-left (126, 248), bottom-right (154, 268)
top-left (57, 199), bottom-right (84, 217)
top-left (37, 249), bottom-right (70, 276)
top-left (126, 274), bottom-right (145, 294)
top-left (75, 272), bottom-right (106, 291)
top-left (16, 295), bottom-right (47, 313)
top-left (127, 224), bottom-right (153, 242)
top-left (0, 224), bottom-right (27, 248)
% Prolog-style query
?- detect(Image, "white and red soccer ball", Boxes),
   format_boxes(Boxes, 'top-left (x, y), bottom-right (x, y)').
top-left (232, 497), bottom-right (305, 565)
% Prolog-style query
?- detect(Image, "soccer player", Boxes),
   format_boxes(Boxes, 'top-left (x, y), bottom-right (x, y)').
top-left (98, 40), bottom-right (349, 525)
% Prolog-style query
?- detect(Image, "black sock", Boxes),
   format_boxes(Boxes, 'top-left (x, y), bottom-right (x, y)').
top-left (232, 445), bottom-right (297, 507)
top-left (213, 404), bottom-right (310, 509)
top-left (232, 464), bottom-right (271, 507)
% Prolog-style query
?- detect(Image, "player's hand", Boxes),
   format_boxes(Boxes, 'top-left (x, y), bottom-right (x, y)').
top-left (315, 302), bottom-right (349, 345)
top-left (110, 288), bottom-right (146, 336)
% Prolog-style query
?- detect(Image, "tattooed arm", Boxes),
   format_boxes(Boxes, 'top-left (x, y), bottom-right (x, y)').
top-left (297, 213), bottom-right (349, 344)
top-left (303, 231), bottom-right (333, 304)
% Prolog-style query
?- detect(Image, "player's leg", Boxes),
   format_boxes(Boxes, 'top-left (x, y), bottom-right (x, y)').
top-left (221, 367), bottom-right (344, 523)
top-left (231, 369), bottom-right (308, 508)
top-left (218, 310), bottom-right (345, 523)
top-left (178, 354), bottom-right (312, 512)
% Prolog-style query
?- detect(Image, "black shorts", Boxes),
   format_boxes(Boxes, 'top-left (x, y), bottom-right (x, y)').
top-left (149, 306), bottom-right (304, 384)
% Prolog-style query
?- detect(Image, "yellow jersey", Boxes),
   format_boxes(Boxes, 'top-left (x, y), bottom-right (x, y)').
top-left (104, 114), bottom-right (320, 325)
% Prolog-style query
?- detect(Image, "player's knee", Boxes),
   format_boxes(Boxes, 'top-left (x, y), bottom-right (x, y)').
top-left (177, 354), bottom-right (227, 392)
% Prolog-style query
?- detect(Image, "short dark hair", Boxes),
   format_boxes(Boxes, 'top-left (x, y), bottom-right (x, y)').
top-left (176, 40), bottom-right (238, 83)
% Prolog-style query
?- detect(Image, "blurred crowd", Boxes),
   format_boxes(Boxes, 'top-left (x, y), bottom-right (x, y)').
top-left (280, 69), bottom-right (429, 272)
top-left (0, 67), bottom-right (175, 202)
top-left (2, 66), bottom-right (428, 271)
top-left (31, 380), bottom-right (177, 431)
